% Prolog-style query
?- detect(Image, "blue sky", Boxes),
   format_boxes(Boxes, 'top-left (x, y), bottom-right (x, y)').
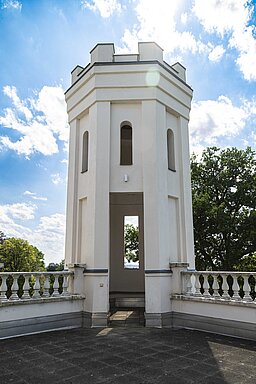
top-left (0, 0), bottom-right (255, 265)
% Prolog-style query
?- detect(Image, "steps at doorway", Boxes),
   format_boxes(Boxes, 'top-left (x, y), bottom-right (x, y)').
top-left (110, 293), bottom-right (145, 309)
top-left (108, 308), bottom-right (145, 327)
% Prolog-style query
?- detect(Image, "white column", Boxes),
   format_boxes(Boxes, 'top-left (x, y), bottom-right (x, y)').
top-left (178, 116), bottom-right (195, 269)
top-left (65, 119), bottom-right (80, 266)
top-left (142, 100), bottom-right (172, 326)
top-left (83, 101), bottom-right (111, 325)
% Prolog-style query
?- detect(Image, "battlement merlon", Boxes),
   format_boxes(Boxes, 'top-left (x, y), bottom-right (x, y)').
top-left (70, 42), bottom-right (187, 86)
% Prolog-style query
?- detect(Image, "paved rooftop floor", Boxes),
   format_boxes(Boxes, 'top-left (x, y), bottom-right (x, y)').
top-left (0, 326), bottom-right (255, 384)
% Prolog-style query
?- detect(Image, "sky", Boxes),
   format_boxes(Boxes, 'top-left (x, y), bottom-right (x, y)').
top-left (0, 0), bottom-right (255, 265)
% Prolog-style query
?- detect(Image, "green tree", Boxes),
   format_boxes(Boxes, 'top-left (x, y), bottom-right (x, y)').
top-left (46, 260), bottom-right (65, 271)
top-left (191, 147), bottom-right (256, 271)
top-left (0, 231), bottom-right (6, 244)
top-left (234, 254), bottom-right (256, 272)
top-left (124, 224), bottom-right (139, 262)
top-left (0, 238), bottom-right (45, 272)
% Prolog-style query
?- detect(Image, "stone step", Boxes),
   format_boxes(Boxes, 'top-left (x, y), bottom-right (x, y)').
top-left (114, 297), bottom-right (145, 308)
top-left (110, 294), bottom-right (145, 309)
top-left (108, 308), bottom-right (145, 327)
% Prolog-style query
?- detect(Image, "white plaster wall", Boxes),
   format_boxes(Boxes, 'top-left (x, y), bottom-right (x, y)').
top-left (84, 274), bottom-right (109, 313)
top-left (65, 119), bottom-right (79, 266)
top-left (166, 111), bottom-right (180, 197)
top-left (66, 64), bottom-right (192, 123)
top-left (168, 197), bottom-right (181, 263)
top-left (0, 298), bottom-right (84, 322)
top-left (77, 112), bottom-right (89, 199)
top-left (171, 298), bottom-right (256, 325)
top-left (142, 100), bottom-right (171, 271)
top-left (178, 117), bottom-right (195, 268)
top-left (145, 275), bottom-right (172, 313)
top-left (110, 103), bottom-right (142, 192)
top-left (85, 102), bottom-right (110, 269)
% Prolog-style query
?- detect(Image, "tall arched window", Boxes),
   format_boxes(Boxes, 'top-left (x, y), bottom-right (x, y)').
top-left (120, 122), bottom-right (132, 165)
top-left (167, 129), bottom-right (175, 171)
top-left (82, 131), bottom-right (89, 172)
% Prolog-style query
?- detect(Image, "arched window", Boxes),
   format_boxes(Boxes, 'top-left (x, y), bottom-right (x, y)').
top-left (120, 122), bottom-right (132, 165)
top-left (167, 129), bottom-right (175, 171)
top-left (82, 131), bottom-right (89, 172)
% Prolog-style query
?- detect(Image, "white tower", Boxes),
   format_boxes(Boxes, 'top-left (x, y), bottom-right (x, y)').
top-left (65, 42), bottom-right (195, 327)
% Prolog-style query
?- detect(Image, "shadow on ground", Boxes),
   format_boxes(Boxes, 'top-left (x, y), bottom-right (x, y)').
top-left (0, 327), bottom-right (255, 383)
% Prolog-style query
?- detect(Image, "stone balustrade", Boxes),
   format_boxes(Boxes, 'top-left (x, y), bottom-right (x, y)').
top-left (0, 271), bottom-right (73, 302)
top-left (181, 271), bottom-right (256, 302)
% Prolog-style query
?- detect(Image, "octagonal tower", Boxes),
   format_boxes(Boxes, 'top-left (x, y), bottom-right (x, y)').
top-left (65, 42), bottom-right (195, 327)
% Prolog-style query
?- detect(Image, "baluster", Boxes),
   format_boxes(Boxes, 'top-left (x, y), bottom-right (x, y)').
top-left (0, 275), bottom-right (8, 302)
top-left (251, 275), bottom-right (256, 301)
top-left (190, 273), bottom-right (196, 295)
top-left (183, 273), bottom-right (192, 296)
top-left (212, 275), bottom-right (220, 298)
top-left (43, 275), bottom-right (51, 297)
top-left (243, 274), bottom-right (253, 302)
top-left (67, 273), bottom-right (73, 295)
top-left (221, 273), bottom-right (230, 300)
top-left (194, 274), bottom-right (202, 296)
top-left (62, 274), bottom-right (69, 296)
top-left (22, 274), bottom-right (31, 299)
top-left (32, 275), bottom-right (41, 299)
top-left (202, 274), bottom-right (211, 298)
top-left (231, 274), bottom-right (241, 300)
top-left (52, 275), bottom-right (59, 297)
top-left (187, 273), bottom-right (193, 295)
top-left (10, 274), bottom-right (19, 300)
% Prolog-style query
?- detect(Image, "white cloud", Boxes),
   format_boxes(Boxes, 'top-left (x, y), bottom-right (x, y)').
top-left (24, 190), bottom-right (35, 196)
top-left (252, 132), bottom-right (256, 146)
top-left (23, 191), bottom-right (47, 201)
top-left (81, 0), bottom-right (122, 18)
top-left (0, 85), bottom-right (69, 157)
top-left (193, 0), bottom-right (250, 36)
top-left (32, 196), bottom-right (48, 201)
top-left (208, 45), bottom-right (225, 62)
top-left (180, 12), bottom-right (188, 25)
top-left (3, 86), bottom-right (32, 120)
top-left (189, 96), bottom-right (248, 151)
top-left (119, 0), bottom-right (208, 56)
top-left (33, 213), bottom-right (66, 264)
top-left (0, 203), bottom-right (36, 221)
top-left (0, 205), bottom-right (65, 264)
top-left (51, 173), bottom-right (62, 185)
top-left (1, 0), bottom-right (22, 11)
top-left (193, 0), bottom-right (256, 80)
top-left (229, 26), bottom-right (256, 81)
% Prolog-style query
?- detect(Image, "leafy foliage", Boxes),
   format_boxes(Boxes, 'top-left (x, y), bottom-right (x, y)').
top-left (233, 254), bottom-right (256, 272)
top-left (124, 224), bottom-right (139, 262)
top-left (0, 238), bottom-right (45, 272)
top-left (191, 147), bottom-right (256, 271)
top-left (0, 231), bottom-right (6, 245)
top-left (46, 260), bottom-right (65, 271)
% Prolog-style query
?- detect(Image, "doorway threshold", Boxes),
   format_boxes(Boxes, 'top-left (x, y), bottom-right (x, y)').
top-left (109, 292), bottom-right (145, 309)
top-left (108, 307), bottom-right (145, 327)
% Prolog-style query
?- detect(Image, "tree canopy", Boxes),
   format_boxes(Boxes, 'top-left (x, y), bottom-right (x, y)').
top-left (46, 260), bottom-right (65, 271)
top-left (0, 231), bottom-right (6, 245)
top-left (124, 224), bottom-right (139, 263)
top-left (191, 147), bottom-right (256, 271)
top-left (0, 237), bottom-right (45, 272)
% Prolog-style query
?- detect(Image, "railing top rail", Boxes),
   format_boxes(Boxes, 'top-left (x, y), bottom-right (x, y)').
top-left (181, 270), bottom-right (256, 275)
top-left (0, 271), bottom-right (73, 276)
